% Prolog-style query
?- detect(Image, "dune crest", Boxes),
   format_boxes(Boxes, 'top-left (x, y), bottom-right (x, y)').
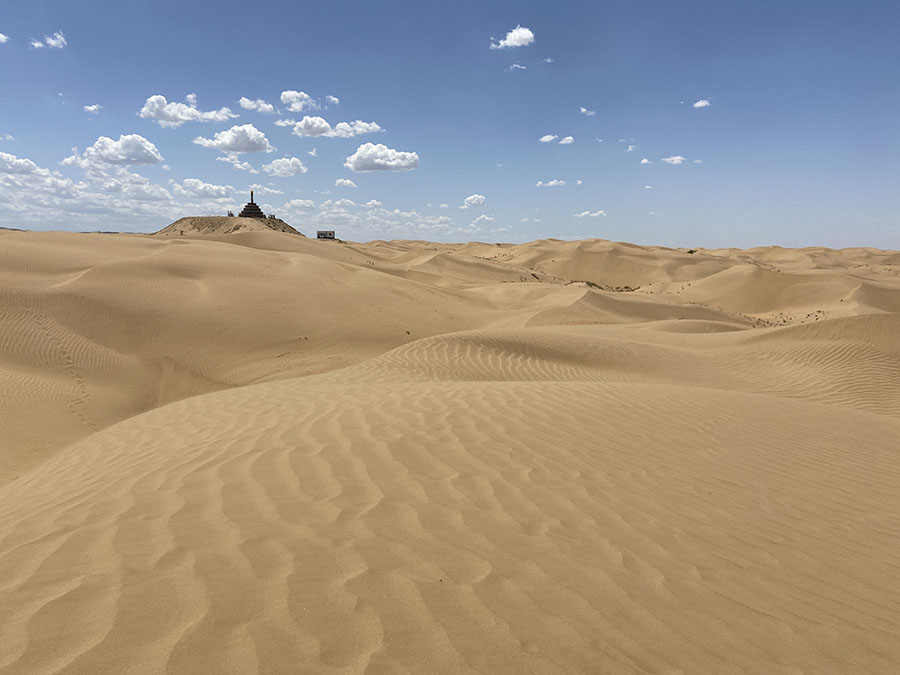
top-left (1, 229), bottom-right (898, 673)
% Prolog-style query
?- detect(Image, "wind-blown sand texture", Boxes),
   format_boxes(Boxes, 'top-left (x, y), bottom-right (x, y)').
top-left (1, 228), bottom-right (899, 674)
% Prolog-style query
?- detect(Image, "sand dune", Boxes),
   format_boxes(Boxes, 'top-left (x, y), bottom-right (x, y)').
top-left (1, 228), bottom-right (899, 673)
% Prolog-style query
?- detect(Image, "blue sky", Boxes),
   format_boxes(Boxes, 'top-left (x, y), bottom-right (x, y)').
top-left (1, 0), bottom-right (898, 247)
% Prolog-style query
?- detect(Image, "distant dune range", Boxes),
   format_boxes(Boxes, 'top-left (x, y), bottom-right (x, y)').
top-left (1, 223), bottom-right (899, 673)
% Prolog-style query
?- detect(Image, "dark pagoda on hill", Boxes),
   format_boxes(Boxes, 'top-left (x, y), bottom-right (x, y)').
top-left (238, 191), bottom-right (266, 219)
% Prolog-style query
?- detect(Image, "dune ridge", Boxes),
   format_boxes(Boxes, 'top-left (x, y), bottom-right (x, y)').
top-left (1, 229), bottom-right (899, 673)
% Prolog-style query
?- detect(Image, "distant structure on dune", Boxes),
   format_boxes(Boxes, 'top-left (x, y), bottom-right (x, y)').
top-left (317, 230), bottom-right (336, 240)
top-left (238, 191), bottom-right (266, 219)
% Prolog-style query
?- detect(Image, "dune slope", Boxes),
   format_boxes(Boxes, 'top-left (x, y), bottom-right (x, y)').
top-left (1, 230), bottom-right (898, 673)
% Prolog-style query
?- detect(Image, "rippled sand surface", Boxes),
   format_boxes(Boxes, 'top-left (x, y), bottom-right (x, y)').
top-left (1, 229), bottom-right (899, 673)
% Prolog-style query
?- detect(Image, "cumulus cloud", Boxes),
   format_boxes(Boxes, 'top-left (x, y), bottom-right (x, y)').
top-left (62, 134), bottom-right (163, 168)
top-left (579, 106), bottom-right (596, 116)
top-left (176, 178), bottom-right (233, 199)
top-left (0, 133), bottom-right (13, 141)
top-left (364, 199), bottom-right (382, 207)
top-left (248, 184), bottom-right (284, 195)
top-left (325, 95), bottom-right (340, 105)
top-left (274, 118), bottom-right (295, 127)
top-left (335, 178), bottom-right (357, 188)
top-left (507, 63), bottom-right (527, 71)
top-left (661, 155), bottom-right (687, 165)
top-left (239, 97), bottom-right (275, 114)
top-left (0, 34), bottom-right (10, 44)
top-left (490, 25), bottom-right (535, 50)
top-left (280, 90), bottom-right (317, 112)
top-left (559, 136), bottom-right (574, 144)
top-left (461, 193), bottom-right (486, 209)
top-left (289, 116), bottom-right (382, 138)
top-left (216, 152), bottom-right (257, 173)
top-left (30, 31), bottom-right (67, 49)
top-left (83, 104), bottom-right (103, 114)
top-left (283, 198), bottom-right (315, 210)
top-left (261, 156), bottom-right (308, 176)
top-left (626, 144), bottom-right (635, 152)
top-left (640, 158), bottom-right (651, 164)
top-left (543, 57), bottom-right (554, 63)
top-left (693, 99), bottom-right (710, 108)
top-left (193, 124), bottom-right (274, 153)
top-left (471, 214), bottom-right (495, 225)
top-left (344, 142), bottom-right (419, 172)
top-left (536, 179), bottom-right (566, 187)
top-left (439, 203), bottom-right (449, 209)
top-left (539, 134), bottom-right (558, 143)
top-left (307, 147), bottom-right (317, 157)
top-left (573, 210), bottom-right (606, 217)
top-left (140, 94), bottom-right (237, 128)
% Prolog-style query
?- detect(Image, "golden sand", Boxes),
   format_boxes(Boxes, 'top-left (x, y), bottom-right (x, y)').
top-left (1, 228), bottom-right (898, 673)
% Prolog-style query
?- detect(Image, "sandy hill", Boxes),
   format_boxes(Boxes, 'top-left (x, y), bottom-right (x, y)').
top-left (155, 215), bottom-right (303, 236)
top-left (0, 229), bottom-right (899, 673)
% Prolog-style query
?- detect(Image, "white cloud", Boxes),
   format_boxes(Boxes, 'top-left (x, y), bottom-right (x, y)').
top-left (543, 57), bottom-right (554, 63)
top-left (325, 95), bottom-right (340, 105)
top-left (471, 214), bottom-right (495, 225)
top-left (176, 178), bottom-right (233, 199)
top-left (640, 158), bottom-right (651, 164)
top-left (344, 142), bottom-right (419, 172)
top-left (274, 118), bottom-right (295, 127)
top-left (644, 185), bottom-right (653, 189)
top-left (61, 134), bottom-right (163, 167)
top-left (595, 137), bottom-right (603, 143)
top-left (574, 210), bottom-right (606, 218)
top-left (280, 90), bottom-right (317, 112)
top-left (661, 155), bottom-right (687, 165)
top-left (539, 134), bottom-right (558, 143)
top-left (335, 178), bottom-right (357, 188)
top-left (439, 203), bottom-right (449, 209)
top-left (626, 144), bottom-right (635, 152)
top-left (239, 97), bottom-right (275, 114)
top-left (575, 179), bottom-right (583, 185)
top-left (290, 115), bottom-right (382, 138)
top-left (490, 25), bottom-right (535, 50)
top-left (307, 148), bottom-right (317, 157)
top-left (139, 94), bottom-right (237, 128)
top-left (45, 31), bottom-right (67, 48)
top-left (364, 199), bottom-right (382, 207)
top-left (193, 124), bottom-right (274, 153)
top-left (579, 106), bottom-right (596, 116)
top-left (30, 31), bottom-right (67, 49)
top-left (693, 99), bottom-right (710, 108)
top-left (261, 156), bottom-right (308, 176)
top-left (83, 104), bottom-right (103, 114)
top-left (283, 198), bottom-right (315, 210)
top-left (0, 34), bottom-right (9, 44)
top-left (508, 63), bottom-right (527, 71)
top-left (216, 152), bottom-right (257, 173)
top-left (0, 133), bottom-right (13, 141)
top-left (536, 179), bottom-right (566, 187)
top-left (248, 184), bottom-right (284, 195)
top-left (693, 159), bottom-right (703, 164)
top-left (461, 193), bottom-right (486, 209)
top-left (558, 136), bottom-right (574, 145)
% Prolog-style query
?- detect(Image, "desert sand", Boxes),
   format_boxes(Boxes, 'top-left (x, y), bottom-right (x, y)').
top-left (1, 225), bottom-right (899, 673)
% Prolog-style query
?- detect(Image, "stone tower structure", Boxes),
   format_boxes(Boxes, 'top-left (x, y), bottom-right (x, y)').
top-left (238, 190), bottom-right (266, 219)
